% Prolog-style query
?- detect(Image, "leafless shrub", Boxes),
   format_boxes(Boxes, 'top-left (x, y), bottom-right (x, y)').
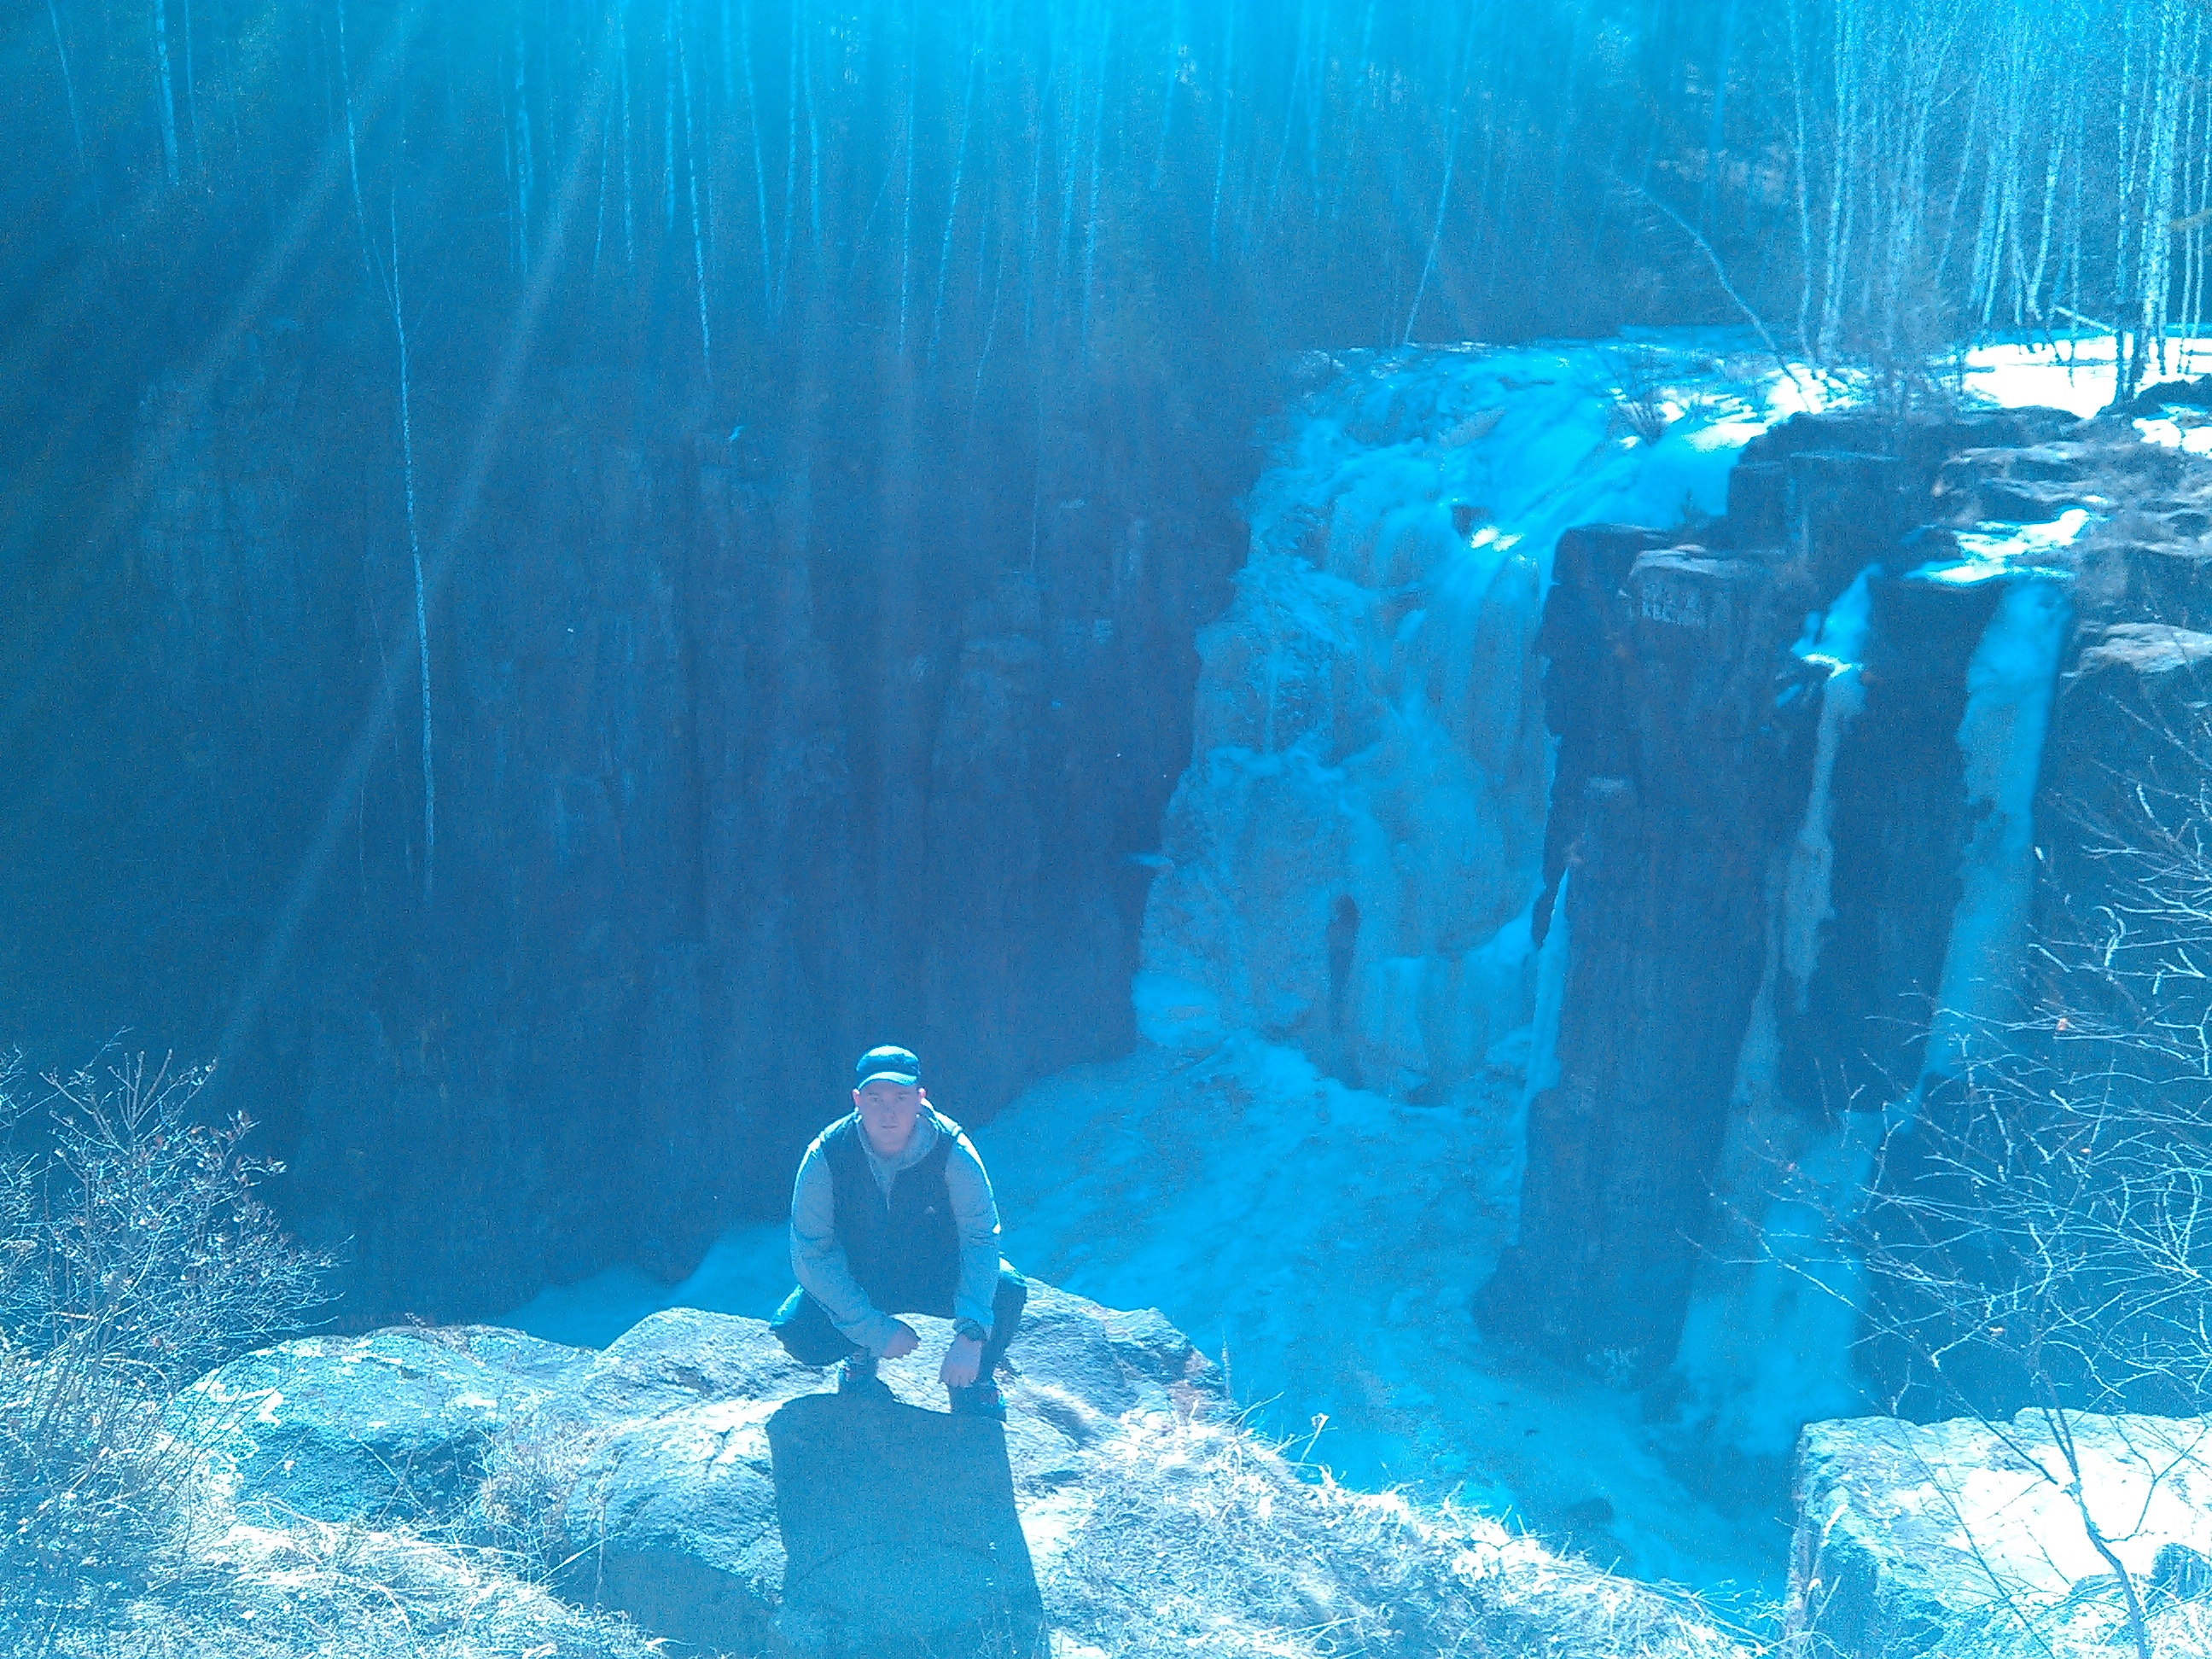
top-left (0, 1049), bottom-right (333, 1651)
top-left (1793, 678), bottom-right (2212, 1659)
top-left (472, 1417), bottom-right (605, 1583)
top-left (1610, 349), bottom-right (1675, 445)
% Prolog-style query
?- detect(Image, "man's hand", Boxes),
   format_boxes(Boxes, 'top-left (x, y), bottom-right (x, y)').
top-left (939, 1334), bottom-right (982, 1389)
top-left (882, 1321), bottom-right (921, 1359)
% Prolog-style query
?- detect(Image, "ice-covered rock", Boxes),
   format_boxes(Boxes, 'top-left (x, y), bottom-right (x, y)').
top-left (1790, 1409), bottom-right (2212, 1658)
top-left (1140, 335), bottom-right (1824, 1103)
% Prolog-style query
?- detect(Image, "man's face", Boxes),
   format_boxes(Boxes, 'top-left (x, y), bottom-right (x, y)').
top-left (853, 1079), bottom-right (926, 1156)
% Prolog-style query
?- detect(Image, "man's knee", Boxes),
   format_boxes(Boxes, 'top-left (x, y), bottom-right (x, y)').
top-left (771, 1287), bottom-right (854, 1367)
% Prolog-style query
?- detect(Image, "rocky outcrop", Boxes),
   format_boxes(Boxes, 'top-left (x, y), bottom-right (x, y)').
top-left (168, 1280), bottom-right (1748, 1659)
top-left (1789, 1409), bottom-right (2212, 1658)
top-left (172, 1325), bottom-right (589, 1523)
top-left (178, 1283), bottom-right (1216, 1658)
top-left (1482, 544), bottom-right (1820, 1370)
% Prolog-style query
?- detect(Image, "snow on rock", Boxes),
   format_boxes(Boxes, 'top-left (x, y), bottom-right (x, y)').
top-left (1790, 1409), bottom-right (2212, 1658)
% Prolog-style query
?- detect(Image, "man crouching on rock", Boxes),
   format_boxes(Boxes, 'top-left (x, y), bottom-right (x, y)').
top-left (771, 1045), bottom-right (1026, 1420)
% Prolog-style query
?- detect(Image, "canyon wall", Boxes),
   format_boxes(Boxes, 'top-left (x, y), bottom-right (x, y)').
top-left (0, 323), bottom-right (1251, 1322)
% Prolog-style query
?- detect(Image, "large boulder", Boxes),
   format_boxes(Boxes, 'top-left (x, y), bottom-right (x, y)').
top-left (170, 1324), bottom-right (588, 1522)
top-left (1789, 1409), bottom-right (2212, 1657)
top-left (543, 1285), bottom-right (1216, 1659)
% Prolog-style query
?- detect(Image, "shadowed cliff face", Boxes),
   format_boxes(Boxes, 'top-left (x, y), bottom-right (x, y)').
top-left (1484, 404), bottom-right (2212, 1381)
top-left (0, 327), bottom-right (1253, 1324)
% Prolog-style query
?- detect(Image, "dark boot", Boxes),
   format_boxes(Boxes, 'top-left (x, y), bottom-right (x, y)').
top-left (837, 1353), bottom-right (890, 1399)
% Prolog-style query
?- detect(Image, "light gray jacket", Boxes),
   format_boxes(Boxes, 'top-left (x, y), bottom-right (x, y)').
top-left (788, 1105), bottom-right (1003, 1355)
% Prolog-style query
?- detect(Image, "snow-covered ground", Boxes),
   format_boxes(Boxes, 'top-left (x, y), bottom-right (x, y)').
top-left (504, 328), bottom-right (2205, 1604)
top-left (1953, 333), bottom-right (2212, 418)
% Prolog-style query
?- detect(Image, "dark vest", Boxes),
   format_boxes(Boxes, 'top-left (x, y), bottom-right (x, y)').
top-left (822, 1113), bottom-right (959, 1310)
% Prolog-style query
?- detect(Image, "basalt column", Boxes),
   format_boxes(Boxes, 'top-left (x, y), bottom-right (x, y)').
top-left (1485, 549), bottom-right (1814, 1372)
top-left (1772, 576), bottom-right (2002, 1112)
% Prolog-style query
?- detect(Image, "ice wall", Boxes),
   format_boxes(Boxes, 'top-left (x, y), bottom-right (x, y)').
top-left (1136, 335), bottom-right (1821, 1103)
top-left (1677, 525), bottom-right (2081, 1456)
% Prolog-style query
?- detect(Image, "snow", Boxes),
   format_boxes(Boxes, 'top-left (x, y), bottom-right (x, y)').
top-left (2135, 413), bottom-right (2212, 455)
top-left (983, 1039), bottom-right (1789, 1598)
top-left (1780, 567), bottom-right (1877, 1007)
top-left (1912, 507), bottom-right (2097, 587)
top-left (503, 1220), bottom-right (792, 1349)
top-left (1954, 335), bottom-right (2212, 418)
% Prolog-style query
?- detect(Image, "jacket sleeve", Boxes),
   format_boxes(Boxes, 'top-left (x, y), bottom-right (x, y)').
top-left (789, 1138), bottom-right (905, 1355)
top-left (941, 1131), bottom-right (1004, 1336)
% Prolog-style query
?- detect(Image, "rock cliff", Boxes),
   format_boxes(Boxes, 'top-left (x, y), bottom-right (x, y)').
top-left (1493, 389), bottom-right (2212, 1450)
top-left (3, 325), bottom-right (1251, 1324)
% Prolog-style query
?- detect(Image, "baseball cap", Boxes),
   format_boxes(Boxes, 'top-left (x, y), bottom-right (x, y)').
top-left (855, 1045), bottom-right (922, 1089)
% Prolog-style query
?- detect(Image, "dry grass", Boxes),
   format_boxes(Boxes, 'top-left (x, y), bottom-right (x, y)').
top-left (49, 1520), bottom-right (684, 1659)
top-left (20, 1370), bottom-right (1784, 1659)
top-left (1036, 1409), bottom-right (1768, 1659)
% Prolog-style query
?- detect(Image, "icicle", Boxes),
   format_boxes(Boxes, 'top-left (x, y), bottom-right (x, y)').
top-left (182, 0), bottom-right (199, 175)
top-left (1023, 52), bottom-right (1044, 346)
top-left (46, 0), bottom-right (90, 194)
top-left (739, 0), bottom-right (773, 314)
top-left (676, 0), bottom-right (713, 382)
top-left (779, 0), bottom-right (798, 309)
top-left (1210, 1), bottom-right (1235, 263)
top-left (593, 102), bottom-right (610, 280)
top-left (395, 187), bottom-right (434, 905)
top-left (899, 15), bottom-right (916, 354)
top-left (620, 0), bottom-right (636, 267)
top-left (1920, 574), bottom-right (2071, 1087)
top-left (1080, 9), bottom-right (1110, 358)
top-left (515, 24), bottom-right (534, 271)
top-left (1150, 0), bottom-right (1181, 190)
top-left (1781, 567), bottom-right (1879, 1009)
top-left (339, 0), bottom-right (434, 902)
top-left (1522, 870), bottom-right (1571, 1119)
top-left (1403, 59), bottom-right (1464, 343)
top-left (802, 13), bottom-right (821, 263)
top-left (153, 0), bottom-right (180, 186)
top-left (662, 1), bottom-right (676, 236)
top-left (932, 30), bottom-right (981, 364)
